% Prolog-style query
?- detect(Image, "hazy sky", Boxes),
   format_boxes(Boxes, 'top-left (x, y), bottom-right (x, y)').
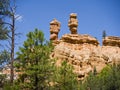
top-left (14, 0), bottom-right (120, 50)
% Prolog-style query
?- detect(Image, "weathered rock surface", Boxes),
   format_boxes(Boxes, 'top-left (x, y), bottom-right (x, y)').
top-left (103, 36), bottom-right (120, 47)
top-left (50, 13), bottom-right (120, 80)
top-left (68, 13), bottom-right (78, 34)
top-left (61, 34), bottom-right (99, 46)
top-left (51, 34), bottom-right (120, 80)
top-left (50, 19), bottom-right (60, 41)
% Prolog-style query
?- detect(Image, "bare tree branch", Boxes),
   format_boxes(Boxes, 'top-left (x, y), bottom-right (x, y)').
top-left (0, 22), bottom-right (13, 27)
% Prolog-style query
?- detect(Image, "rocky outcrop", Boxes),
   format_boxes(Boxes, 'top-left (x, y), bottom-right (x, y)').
top-left (51, 33), bottom-right (101, 80)
top-left (50, 13), bottom-right (120, 80)
top-left (61, 34), bottom-right (99, 46)
top-left (52, 41), bottom-right (120, 80)
top-left (103, 36), bottom-right (120, 47)
top-left (50, 19), bottom-right (60, 41)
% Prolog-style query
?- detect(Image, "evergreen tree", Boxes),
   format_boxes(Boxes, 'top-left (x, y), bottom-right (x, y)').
top-left (0, 0), bottom-right (18, 83)
top-left (16, 29), bottom-right (54, 90)
top-left (0, 24), bottom-right (8, 40)
top-left (98, 64), bottom-right (120, 90)
top-left (52, 60), bottom-right (78, 90)
top-left (82, 64), bottom-right (120, 90)
top-left (83, 71), bottom-right (100, 90)
top-left (102, 30), bottom-right (107, 39)
top-left (0, 0), bottom-right (10, 16)
top-left (0, 50), bottom-right (10, 65)
top-left (0, 74), bottom-right (6, 88)
top-left (0, 0), bottom-right (10, 40)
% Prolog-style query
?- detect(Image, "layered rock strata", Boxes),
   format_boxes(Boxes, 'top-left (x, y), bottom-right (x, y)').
top-left (50, 13), bottom-right (120, 80)
top-left (52, 35), bottom-right (120, 80)
top-left (61, 34), bottom-right (99, 46)
top-left (103, 36), bottom-right (120, 47)
top-left (50, 19), bottom-right (60, 41)
top-left (68, 13), bottom-right (78, 34)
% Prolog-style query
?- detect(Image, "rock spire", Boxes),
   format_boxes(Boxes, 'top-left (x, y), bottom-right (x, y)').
top-left (68, 13), bottom-right (78, 34)
top-left (50, 18), bottom-right (60, 41)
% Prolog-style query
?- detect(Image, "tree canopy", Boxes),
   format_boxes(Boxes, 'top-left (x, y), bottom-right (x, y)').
top-left (15, 29), bottom-right (54, 90)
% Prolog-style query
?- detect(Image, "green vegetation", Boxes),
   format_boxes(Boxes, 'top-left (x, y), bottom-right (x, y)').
top-left (0, 50), bottom-right (10, 65)
top-left (0, 0), bottom-right (10, 41)
top-left (0, 24), bottom-right (9, 40)
top-left (0, 0), bottom-right (18, 83)
top-left (0, 74), bottom-right (6, 88)
top-left (102, 30), bottom-right (107, 39)
top-left (1, 1), bottom-right (120, 90)
top-left (1, 29), bottom-right (120, 90)
top-left (81, 64), bottom-right (120, 90)
top-left (52, 61), bottom-right (78, 90)
top-left (14, 29), bottom-right (54, 90)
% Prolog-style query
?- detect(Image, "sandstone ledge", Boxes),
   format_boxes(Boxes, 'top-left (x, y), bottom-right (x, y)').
top-left (61, 34), bottom-right (99, 46)
top-left (103, 36), bottom-right (120, 47)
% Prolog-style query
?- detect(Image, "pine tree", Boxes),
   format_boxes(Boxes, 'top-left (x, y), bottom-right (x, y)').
top-left (16, 29), bottom-right (54, 90)
top-left (0, 24), bottom-right (8, 40)
top-left (0, 50), bottom-right (10, 66)
top-left (102, 30), bottom-right (107, 39)
top-left (82, 64), bottom-right (120, 90)
top-left (52, 60), bottom-right (78, 90)
top-left (0, 0), bottom-right (18, 84)
top-left (0, 0), bottom-right (9, 41)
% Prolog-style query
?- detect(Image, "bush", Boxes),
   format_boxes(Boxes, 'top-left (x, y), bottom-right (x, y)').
top-left (0, 74), bottom-right (6, 88)
top-left (81, 64), bottom-right (120, 90)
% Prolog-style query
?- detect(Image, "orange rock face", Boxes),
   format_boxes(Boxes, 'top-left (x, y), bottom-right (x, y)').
top-left (50, 13), bottom-right (120, 80)
top-left (103, 36), bottom-right (120, 47)
top-left (61, 34), bottom-right (99, 46)
top-left (52, 35), bottom-right (120, 79)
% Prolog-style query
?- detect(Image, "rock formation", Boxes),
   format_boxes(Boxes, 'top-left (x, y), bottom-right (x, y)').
top-left (50, 19), bottom-right (60, 41)
top-left (61, 34), bottom-right (99, 46)
top-left (103, 36), bottom-right (120, 47)
top-left (68, 13), bottom-right (78, 34)
top-left (50, 13), bottom-right (120, 80)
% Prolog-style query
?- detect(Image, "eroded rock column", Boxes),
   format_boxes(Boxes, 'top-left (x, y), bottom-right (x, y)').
top-left (50, 19), bottom-right (61, 41)
top-left (68, 13), bottom-right (78, 34)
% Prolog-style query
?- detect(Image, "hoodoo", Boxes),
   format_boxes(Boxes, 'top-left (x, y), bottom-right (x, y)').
top-left (50, 13), bottom-right (120, 79)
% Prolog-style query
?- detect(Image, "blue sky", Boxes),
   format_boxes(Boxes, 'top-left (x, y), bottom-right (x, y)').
top-left (15, 0), bottom-right (120, 50)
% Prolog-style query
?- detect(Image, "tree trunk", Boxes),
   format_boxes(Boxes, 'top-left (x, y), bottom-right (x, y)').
top-left (10, 14), bottom-right (15, 84)
top-left (34, 74), bottom-right (38, 90)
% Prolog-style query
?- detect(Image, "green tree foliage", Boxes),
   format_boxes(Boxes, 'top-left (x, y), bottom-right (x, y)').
top-left (0, 50), bottom-right (10, 65)
top-left (82, 64), bottom-right (120, 90)
top-left (0, 24), bottom-right (8, 40)
top-left (98, 64), bottom-right (120, 90)
top-left (15, 29), bottom-right (54, 90)
top-left (0, 0), bottom-right (10, 40)
top-left (0, 0), bottom-right (19, 83)
top-left (0, 0), bottom-right (10, 16)
top-left (52, 60), bottom-right (78, 90)
top-left (0, 74), bottom-right (6, 88)
top-left (0, 50), bottom-right (10, 89)
top-left (83, 71), bottom-right (100, 90)
top-left (102, 30), bottom-right (107, 39)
